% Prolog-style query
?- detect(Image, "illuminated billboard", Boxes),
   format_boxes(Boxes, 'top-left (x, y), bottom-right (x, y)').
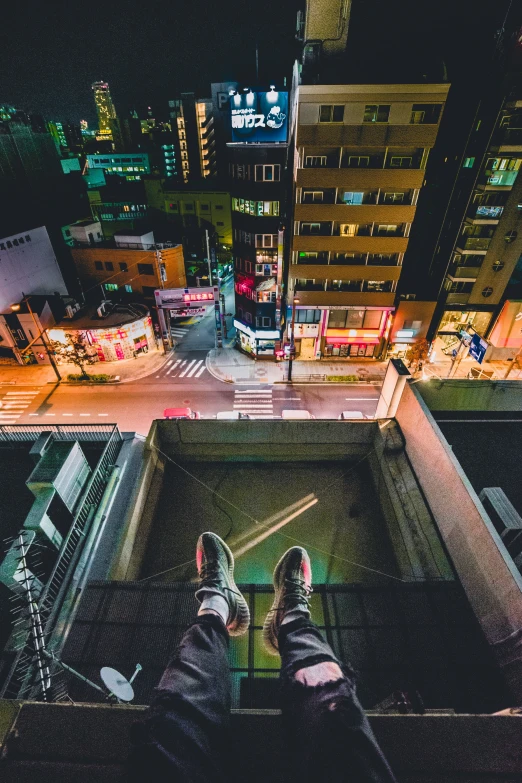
top-left (230, 90), bottom-right (288, 143)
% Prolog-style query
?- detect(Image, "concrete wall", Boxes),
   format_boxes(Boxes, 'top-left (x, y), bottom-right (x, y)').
top-left (395, 383), bottom-right (522, 699)
top-left (153, 419), bottom-right (378, 462)
top-left (417, 378), bottom-right (522, 411)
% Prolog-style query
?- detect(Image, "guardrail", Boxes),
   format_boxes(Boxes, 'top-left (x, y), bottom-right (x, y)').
top-left (0, 425), bottom-right (123, 700)
top-left (0, 423), bottom-right (117, 442)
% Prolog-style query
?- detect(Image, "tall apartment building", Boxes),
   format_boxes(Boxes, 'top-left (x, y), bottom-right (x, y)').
top-left (424, 77), bottom-right (522, 357)
top-left (289, 83), bottom-right (448, 359)
top-left (92, 81), bottom-right (118, 141)
top-left (168, 94), bottom-right (217, 182)
top-left (229, 87), bottom-right (290, 357)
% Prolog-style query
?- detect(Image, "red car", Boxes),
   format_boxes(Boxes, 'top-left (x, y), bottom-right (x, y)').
top-left (163, 407), bottom-right (201, 420)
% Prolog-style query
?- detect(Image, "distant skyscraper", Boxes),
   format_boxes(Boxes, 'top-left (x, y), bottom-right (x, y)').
top-left (92, 81), bottom-right (117, 138)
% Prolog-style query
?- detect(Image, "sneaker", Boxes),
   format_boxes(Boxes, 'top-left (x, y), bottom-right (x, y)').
top-left (263, 547), bottom-right (312, 655)
top-left (195, 532), bottom-right (250, 637)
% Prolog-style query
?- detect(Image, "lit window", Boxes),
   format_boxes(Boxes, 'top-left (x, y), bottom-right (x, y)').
top-left (363, 105), bottom-right (390, 123)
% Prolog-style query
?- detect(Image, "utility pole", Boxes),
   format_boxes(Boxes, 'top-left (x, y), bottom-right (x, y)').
top-left (220, 293), bottom-right (228, 339)
top-left (205, 229), bottom-right (212, 286)
top-left (13, 295), bottom-right (62, 381)
top-left (446, 333), bottom-right (469, 378)
top-left (287, 297), bottom-right (299, 383)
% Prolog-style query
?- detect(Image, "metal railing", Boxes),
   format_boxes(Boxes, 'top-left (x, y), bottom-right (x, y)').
top-left (1, 425), bottom-right (123, 700)
top-left (0, 423), bottom-right (117, 442)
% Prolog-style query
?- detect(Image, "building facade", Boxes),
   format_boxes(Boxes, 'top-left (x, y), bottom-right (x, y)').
top-left (229, 142), bottom-right (288, 357)
top-left (426, 80), bottom-right (522, 356)
top-left (70, 231), bottom-right (185, 300)
top-left (289, 83), bottom-right (449, 359)
top-left (86, 153), bottom-right (150, 181)
top-left (144, 177), bottom-right (232, 246)
top-left (168, 93), bottom-right (217, 183)
top-left (92, 81), bottom-right (118, 142)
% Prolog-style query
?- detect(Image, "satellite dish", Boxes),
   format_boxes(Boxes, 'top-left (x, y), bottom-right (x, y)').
top-left (100, 666), bottom-right (135, 702)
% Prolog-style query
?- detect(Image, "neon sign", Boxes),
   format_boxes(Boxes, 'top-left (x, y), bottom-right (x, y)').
top-left (230, 91), bottom-right (288, 143)
top-left (182, 292), bottom-right (214, 302)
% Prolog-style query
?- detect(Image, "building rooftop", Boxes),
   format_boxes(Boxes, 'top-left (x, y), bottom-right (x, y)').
top-left (56, 302), bottom-right (149, 331)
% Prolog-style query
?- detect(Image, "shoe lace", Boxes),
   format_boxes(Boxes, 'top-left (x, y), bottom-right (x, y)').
top-left (281, 575), bottom-right (312, 611)
top-left (198, 559), bottom-right (239, 597)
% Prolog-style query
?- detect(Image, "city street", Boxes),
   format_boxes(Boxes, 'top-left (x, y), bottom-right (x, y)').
top-left (0, 381), bottom-right (380, 435)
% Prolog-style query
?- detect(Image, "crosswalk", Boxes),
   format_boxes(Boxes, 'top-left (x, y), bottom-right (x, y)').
top-left (0, 389), bottom-right (40, 424)
top-left (170, 327), bottom-right (189, 340)
top-left (233, 389), bottom-right (274, 419)
top-left (158, 357), bottom-right (208, 379)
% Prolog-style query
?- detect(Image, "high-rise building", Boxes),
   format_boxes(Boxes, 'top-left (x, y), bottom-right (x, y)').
top-left (168, 93), bottom-right (217, 182)
top-left (92, 81), bottom-right (118, 141)
top-left (228, 87), bottom-right (290, 357)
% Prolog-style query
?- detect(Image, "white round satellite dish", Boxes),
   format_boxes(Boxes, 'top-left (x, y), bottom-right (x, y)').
top-left (100, 667), bottom-right (135, 702)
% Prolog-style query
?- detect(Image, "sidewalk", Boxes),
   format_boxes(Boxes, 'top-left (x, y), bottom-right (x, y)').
top-left (206, 346), bottom-right (518, 385)
top-left (0, 347), bottom-right (170, 385)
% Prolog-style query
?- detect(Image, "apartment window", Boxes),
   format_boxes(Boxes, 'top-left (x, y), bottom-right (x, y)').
top-left (217, 221), bottom-right (224, 226)
top-left (319, 105), bottom-right (345, 123)
top-left (105, 261), bottom-right (114, 271)
top-left (389, 156), bottom-right (412, 168)
top-left (119, 262), bottom-right (128, 272)
top-left (255, 164), bottom-right (280, 182)
top-left (184, 203), bottom-right (194, 211)
top-left (376, 224), bottom-right (398, 234)
top-left (410, 104), bottom-right (442, 124)
top-left (383, 192), bottom-right (405, 203)
top-left (363, 104), bottom-right (390, 123)
top-left (262, 317), bottom-right (272, 327)
top-left (215, 205), bottom-right (224, 210)
top-left (200, 204), bottom-right (209, 212)
top-left (463, 158), bottom-right (475, 169)
top-left (25, 235), bottom-right (31, 242)
top-left (12, 239), bottom-right (18, 246)
top-left (255, 234), bottom-right (278, 248)
top-left (340, 224), bottom-right (357, 236)
top-left (95, 261), bottom-right (103, 270)
top-left (363, 310), bottom-right (383, 328)
top-left (302, 190), bottom-right (324, 203)
top-left (296, 309), bottom-right (321, 324)
top-left (301, 223), bottom-right (321, 235)
top-left (0, 244), bottom-right (4, 250)
top-left (6, 242), bottom-right (12, 248)
top-left (347, 156), bottom-right (369, 168)
top-left (446, 280), bottom-right (473, 293)
top-left (341, 192), bottom-right (364, 204)
top-left (19, 237), bottom-right (24, 244)
top-left (138, 263), bottom-right (154, 275)
top-left (305, 155), bottom-right (327, 167)
top-left (245, 312), bottom-right (252, 323)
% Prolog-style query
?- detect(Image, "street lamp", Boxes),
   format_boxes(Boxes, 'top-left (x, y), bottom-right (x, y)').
top-left (11, 295), bottom-right (62, 381)
top-left (287, 297), bottom-right (299, 383)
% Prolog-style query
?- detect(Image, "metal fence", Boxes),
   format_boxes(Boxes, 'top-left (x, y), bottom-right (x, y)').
top-left (0, 423), bottom-right (118, 443)
top-left (0, 425), bottom-right (123, 700)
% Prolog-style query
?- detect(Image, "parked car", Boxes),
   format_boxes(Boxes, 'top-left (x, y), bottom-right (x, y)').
top-left (281, 409), bottom-right (315, 420)
top-left (215, 411), bottom-right (250, 420)
top-left (338, 411), bottom-right (366, 420)
top-left (163, 407), bottom-right (201, 420)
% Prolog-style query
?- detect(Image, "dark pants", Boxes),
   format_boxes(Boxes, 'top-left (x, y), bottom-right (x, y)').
top-left (128, 613), bottom-right (397, 783)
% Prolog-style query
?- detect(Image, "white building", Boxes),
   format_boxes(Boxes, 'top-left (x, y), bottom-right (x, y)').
top-left (0, 226), bottom-right (67, 313)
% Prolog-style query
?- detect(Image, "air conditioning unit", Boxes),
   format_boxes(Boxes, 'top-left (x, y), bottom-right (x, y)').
top-left (97, 300), bottom-right (113, 318)
top-left (64, 305), bottom-right (74, 319)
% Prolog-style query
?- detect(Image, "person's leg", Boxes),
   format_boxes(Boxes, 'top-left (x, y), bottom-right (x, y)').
top-left (264, 547), bottom-right (397, 783)
top-left (128, 532), bottom-right (250, 783)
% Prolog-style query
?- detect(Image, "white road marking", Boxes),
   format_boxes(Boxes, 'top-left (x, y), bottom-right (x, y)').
top-left (195, 365), bottom-right (206, 378)
top-left (179, 359), bottom-right (196, 378)
top-left (233, 404), bottom-right (273, 410)
top-left (345, 398), bottom-right (380, 401)
top-left (44, 413), bottom-right (56, 417)
top-left (235, 389), bottom-right (272, 394)
top-left (28, 413), bottom-right (39, 416)
top-left (3, 404), bottom-right (28, 408)
top-left (4, 391), bottom-right (39, 396)
top-left (165, 359), bottom-right (174, 367)
top-left (79, 413), bottom-right (91, 416)
top-left (0, 413), bottom-right (21, 419)
top-left (98, 413), bottom-right (109, 416)
top-left (186, 360), bottom-right (203, 378)
top-left (62, 413), bottom-right (73, 416)
top-left (273, 397), bottom-right (301, 400)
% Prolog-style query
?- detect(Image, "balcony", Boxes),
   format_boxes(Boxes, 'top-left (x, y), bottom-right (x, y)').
top-left (294, 204), bottom-right (416, 224)
top-left (296, 168), bottom-right (425, 190)
top-left (468, 205), bottom-right (504, 222)
top-left (452, 266), bottom-right (480, 279)
top-left (290, 264), bottom-right (401, 282)
top-left (293, 280), bottom-right (325, 291)
top-left (293, 235), bottom-right (409, 254)
top-left (289, 290), bottom-right (396, 307)
top-left (457, 237), bottom-right (492, 252)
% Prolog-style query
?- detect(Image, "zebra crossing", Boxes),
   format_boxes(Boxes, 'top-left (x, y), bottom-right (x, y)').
top-left (170, 326), bottom-right (189, 340)
top-left (0, 389), bottom-right (40, 424)
top-left (157, 357), bottom-right (208, 379)
top-left (233, 389), bottom-right (274, 419)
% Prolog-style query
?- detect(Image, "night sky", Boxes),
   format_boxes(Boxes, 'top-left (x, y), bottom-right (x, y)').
top-left (0, 0), bottom-right (515, 125)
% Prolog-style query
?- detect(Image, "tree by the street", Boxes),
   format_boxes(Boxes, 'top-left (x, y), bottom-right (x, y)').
top-left (49, 332), bottom-right (97, 378)
top-left (405, 338), bottom-right (430, 371)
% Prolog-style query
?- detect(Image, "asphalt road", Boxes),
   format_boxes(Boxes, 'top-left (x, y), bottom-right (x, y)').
top-left (0, 381), bottom-right (380, 434)
top-left (0, 279), bottom-right (381, 432)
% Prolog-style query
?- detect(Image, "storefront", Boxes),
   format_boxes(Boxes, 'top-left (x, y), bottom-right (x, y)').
top-left (387, 301), bottom-right (437, 358)
top-left (432, 309), bottom-right (495, 360)
top-left (487, 300), bottom-right (522, 360)
top-left (234, 320), bottom-right (280, 357)
top-left (49, 306), bottom-right (156, 363)
top-left (288, 306), bottom-right (392, 359)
